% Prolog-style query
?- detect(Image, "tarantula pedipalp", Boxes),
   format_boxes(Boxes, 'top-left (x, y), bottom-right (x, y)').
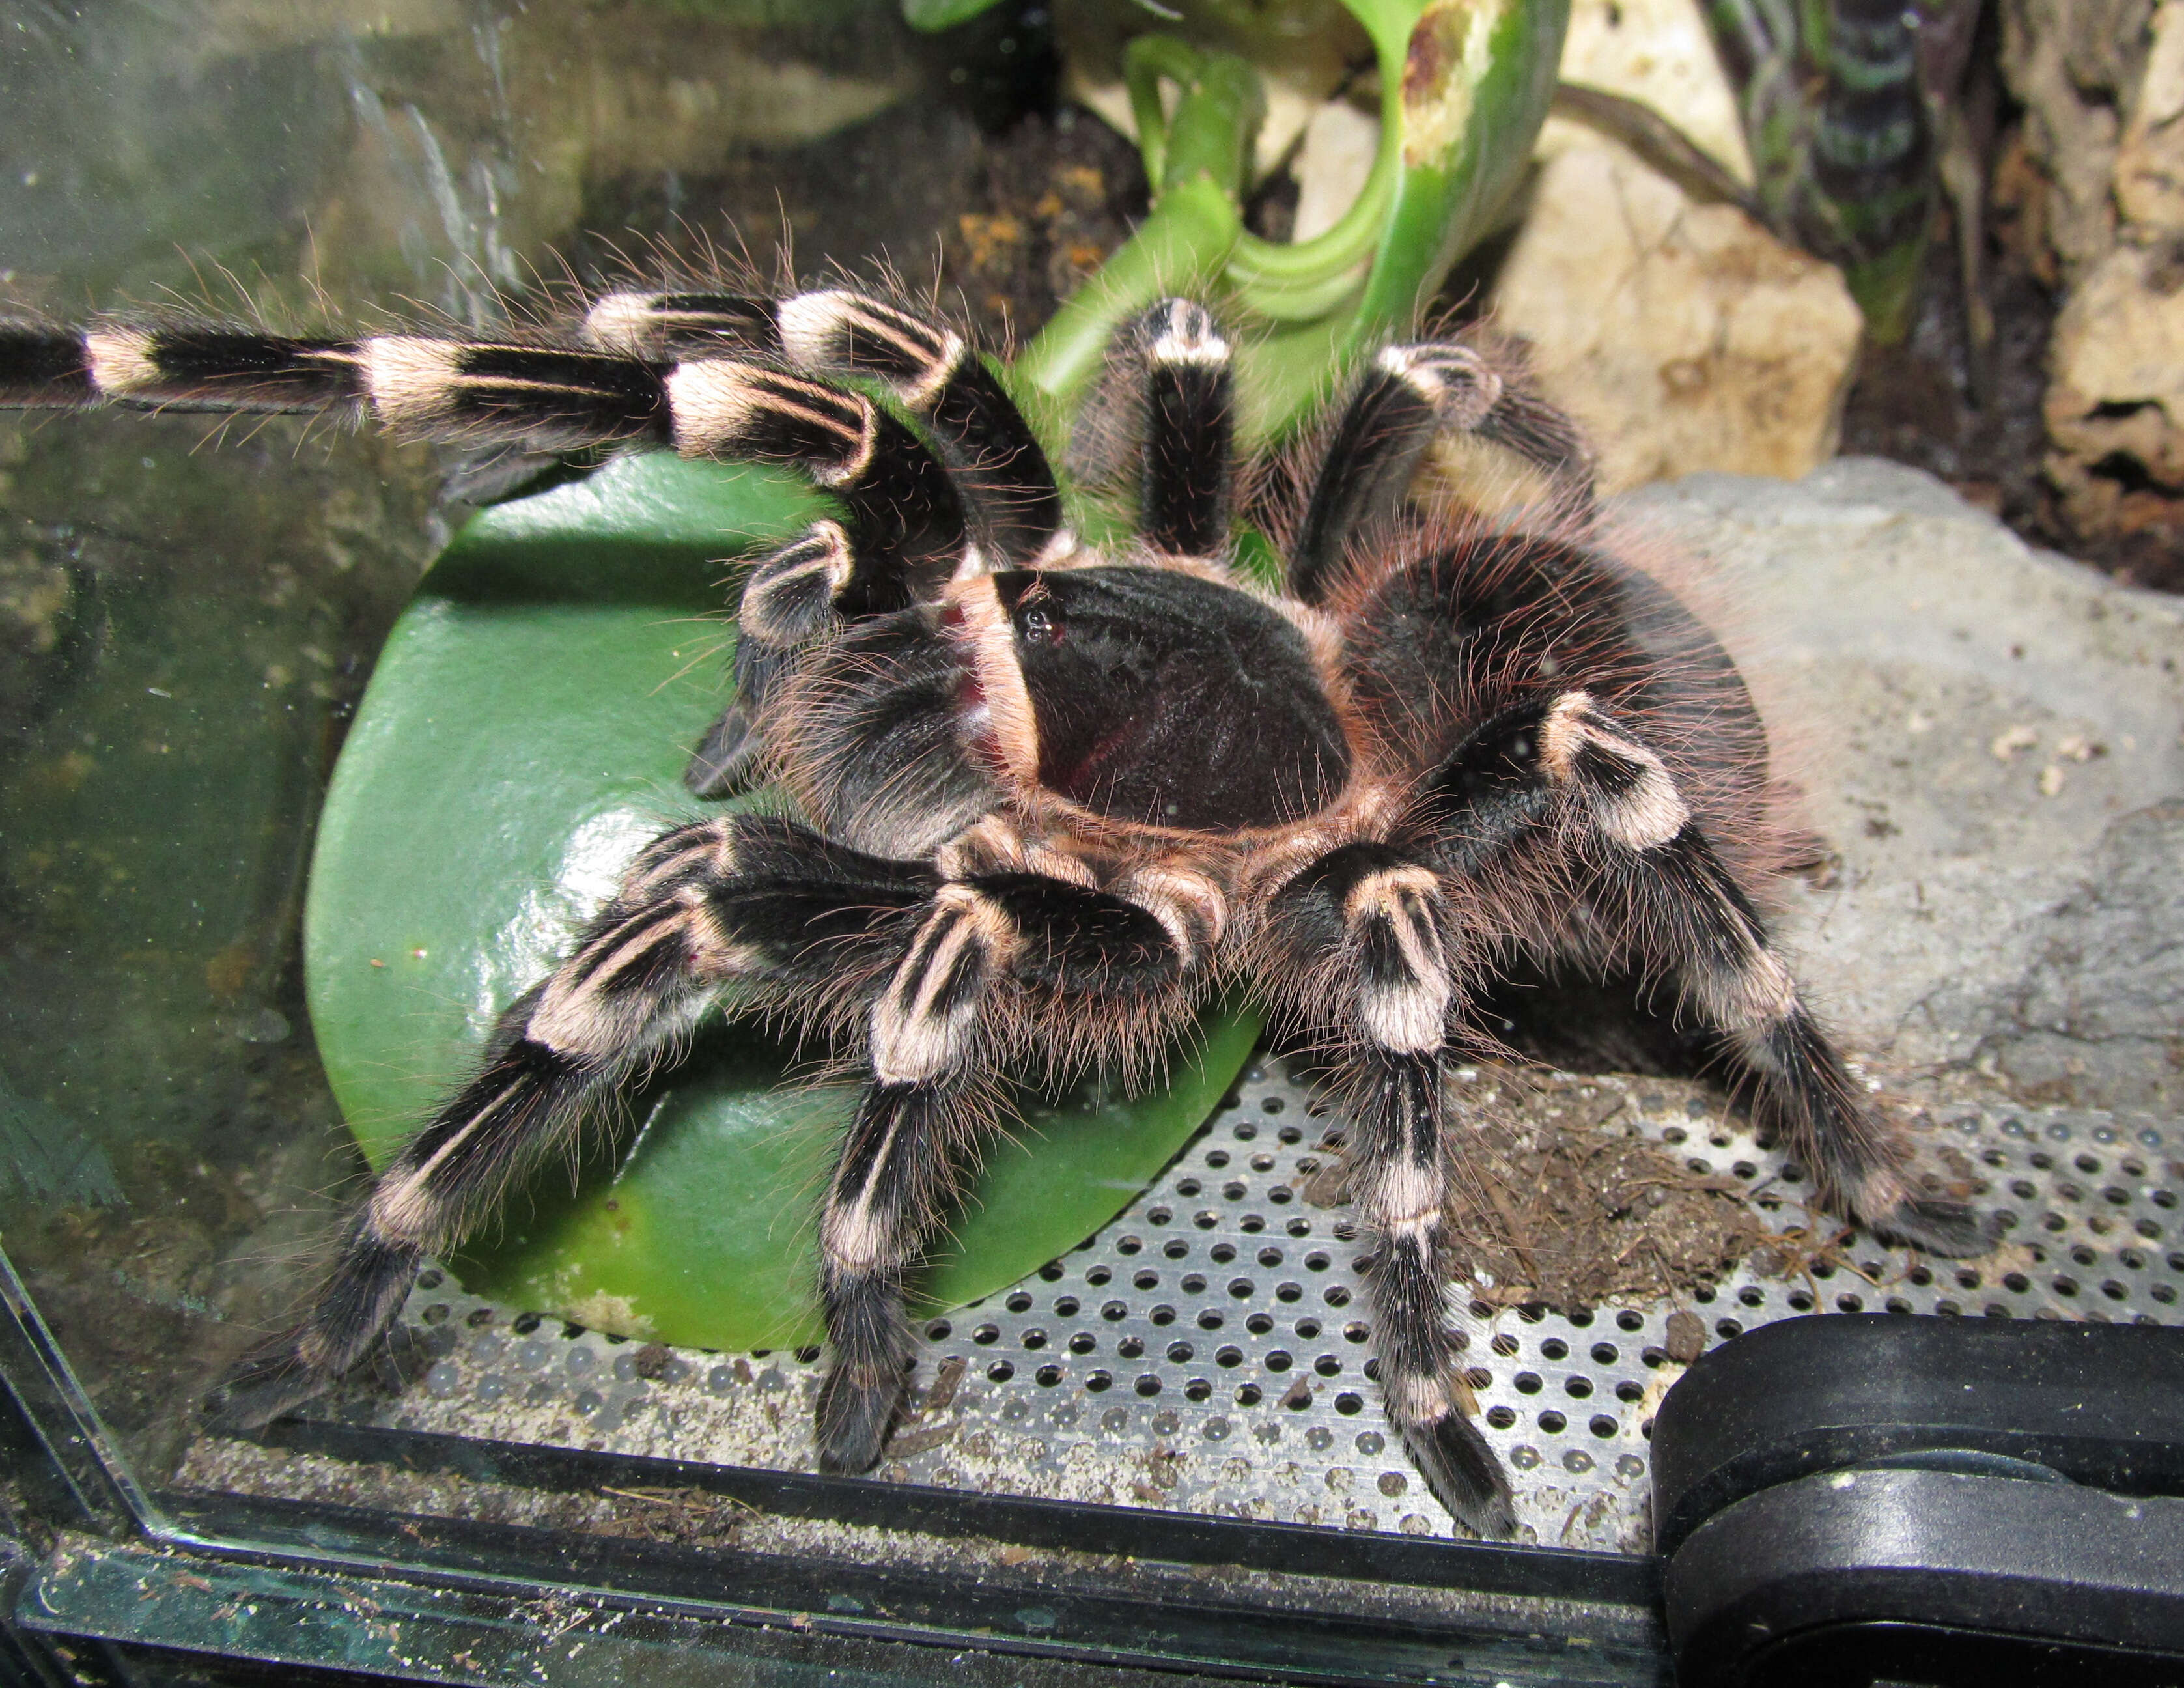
top-left (0, 283), bottom-right (1985, 1538)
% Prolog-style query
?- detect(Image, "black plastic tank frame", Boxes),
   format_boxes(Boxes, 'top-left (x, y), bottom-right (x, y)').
top-left (1650, 1314), bottom-right (2184, 1688)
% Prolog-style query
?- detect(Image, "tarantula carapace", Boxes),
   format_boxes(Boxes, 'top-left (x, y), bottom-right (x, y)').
top-left (1, 284), bottom-right (1983, 1536)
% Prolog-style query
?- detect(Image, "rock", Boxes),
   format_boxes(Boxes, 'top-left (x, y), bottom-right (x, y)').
top-left (2000, 0), bottom-right (2184, 555)
top-left (1622, 458), bottom-right (2184, 1115)
top-left (2045, 238), bottom-right (2184, 537)
top-left (1488, 141), bottom-right (1864, 492)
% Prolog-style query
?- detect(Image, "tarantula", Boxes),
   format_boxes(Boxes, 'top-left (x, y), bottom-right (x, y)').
top-left (0, 284), bottom-right (1983, 1536)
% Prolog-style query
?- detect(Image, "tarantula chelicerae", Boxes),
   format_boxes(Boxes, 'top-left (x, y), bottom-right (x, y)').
top-left (1, 283), bottom-right (1984, 1536)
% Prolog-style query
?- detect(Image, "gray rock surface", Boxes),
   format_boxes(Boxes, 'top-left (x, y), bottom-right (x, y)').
top-left (1621, 458), bottom-right (2184, 1116)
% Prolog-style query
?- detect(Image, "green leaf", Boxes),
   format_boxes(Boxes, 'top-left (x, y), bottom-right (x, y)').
top-left (305, 451), bottom-right (1257, 1350)
top-left (900, 0), bottom-right (1007, 31)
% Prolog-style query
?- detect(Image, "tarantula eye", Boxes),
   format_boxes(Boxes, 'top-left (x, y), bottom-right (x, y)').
top-left (1017, 604), bottom-right (1061, 646)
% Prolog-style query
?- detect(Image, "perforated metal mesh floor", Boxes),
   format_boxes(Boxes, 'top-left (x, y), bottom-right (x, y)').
top-left (326, 1060), bottom-right (2181, 1554)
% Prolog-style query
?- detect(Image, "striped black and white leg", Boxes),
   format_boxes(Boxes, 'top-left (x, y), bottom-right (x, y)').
top-left (1134, 298), bottom-right (1236, 559)
top-left (587, 286), bottom-right (1069, 568)
top-left (1261, 843), bottom-right (1516, 1540)
top-left (210, 815), bottom-right (941, 1429)
top-left (815, 854), bottom-right (1209, 1470)
top-left (1287, 342), bottom-right (1596, 604)
top-left (1427, 689), bottom-right (1989, 1258)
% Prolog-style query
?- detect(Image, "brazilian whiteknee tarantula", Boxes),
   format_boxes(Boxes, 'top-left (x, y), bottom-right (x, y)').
top-left (1, 283), bottom-right (1984, 1536)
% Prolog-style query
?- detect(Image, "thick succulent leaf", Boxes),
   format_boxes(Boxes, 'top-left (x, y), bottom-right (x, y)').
top-left (305, 451), bottom-right (1257, 1351)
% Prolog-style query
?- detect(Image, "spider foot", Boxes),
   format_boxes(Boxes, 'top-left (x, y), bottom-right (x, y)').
top-left (203, 1342), bottom-right (328, 1433)
top-left (814, 1362), bottom-right (910, 1474)
top-left (1864, 1192), bottom-right (1996, 1259)
top-left (1397, 1403), bottom-right (1518, 1540)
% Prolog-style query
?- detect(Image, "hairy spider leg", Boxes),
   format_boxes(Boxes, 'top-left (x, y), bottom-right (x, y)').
top-left (1258, 844), bottom-right (1517, 1540)
top-left (815, 851), bottom-right (1218, 1470)
top-left (208, 814), bottom-right (941, 1430)
top-left (1425, 690), bottom-right (1988, 1258)
top-left (1286, 342), bottom-right (1597, 605)
top-left (586, 286), bottom-right (1068, 570)
top-left (1131, 298), bottom-right (1237, 559)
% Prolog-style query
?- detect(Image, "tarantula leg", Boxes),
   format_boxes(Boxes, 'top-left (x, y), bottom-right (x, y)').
top-left (0, 318), bottom-right (672, 449)
top-left (1132, 299), bottom-right (1235, 558)
top-left (817, 856), bottom-right (1206, 1470)
top-left (1288, 343), bottom-right (1595, 604)
top-left (1429, 691), bottom-right (1989, 1258)
top-left (210, 815), bottom-right (939, 1431)
top-left (1261, 843), bottom-right (1517, 1540)
top-left (589, 287), bottom-right (1067, 567)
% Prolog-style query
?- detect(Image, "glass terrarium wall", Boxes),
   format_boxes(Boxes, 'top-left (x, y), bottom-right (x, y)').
top-left (0, 0), bottom-right (1074, 1501)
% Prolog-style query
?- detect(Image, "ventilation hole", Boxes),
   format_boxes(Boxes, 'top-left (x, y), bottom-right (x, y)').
top-left (466, 1307), bottom-right (494, 1328)
top-left (1616, 1311), bottom-right (1643, 1332)
top-left (1787, 1293), bottom-right (1814, 1312)
top-left (1039, 1262), bottom-right (1065, 1282)
top-left (1225, 1183), bottom-right (1248, 1202)
top-left (1334, 1392), bottom-right (1364, 1416)
top-left (1117, 1237), bottom-right (1143, 1256)
top-left (794, 1345), bottom-right (821, 1364)
top-left (1117, 1337), bottom-right (1144, 1359)
top-left (1466, 1366), bottom-right (1493, 1392)
top-left (420, 1304), bottom-right (450, 1325)
top-left (1087, 1266), bottom-right (1112, 1286)
top-left (1267, 1351), bottom-right (1293, 1373)
top-left (1539, 1338), bottom-right (1569, 1360)
top-left (1101, 1301), bottom-right (1127, 1322)
top-left (1237, 1383), bottom-right (1263, 1405)
top-left (1240, 1215), bottom-right (1265, 1234)
top-left (1737, 1287), bottom-right (1764, 1308)
top-left (2075, 1154), bottom-right (2101, 1175)
top-left (1085, 1371), bottom-right (1112, 1392)
top-left (1269, 1188), bottom-right (1294, 1205)
top-left (1035, 1364), bottom-right (1061, 1386)
top-left (1287, 1218), bottom-right (1311, 1237)
top-left (1641, 1347), bottom-right (1667, 1368)
top-left (926, 1321), bottom-right (953, 1340)
top-left (1253, 1155), bottom-right (1277, 1173)
top-left (1315, 1355), bottom-right (1341, 1377)
top-left (1257, 1247), bottom-right (1283, 1268)
top-left (1886, 1297), bottom-right (1913, 1314)
top-left (1564, 1376), bottom-right (1593, 1398)
top-left (1216, 1346), bottom-right (1244, 1368)
top-left (1487, 1405), bottom-right (1517, 1429)
top-left (1589, 1415), bottom-right (1617, 1439)
top-left (417, 1270), bottom-right (445, 1291)
top-left (1276, 1282), bottom-right (1303, 1303)
top-left (1492, 1334), bottom-right (1520, 1357)
top-left (1233, 1123), bottom-right (1257, 1141)
top-left (1167, 1341), bottom-right (1194, 1364)
top-left (2011, 1180), bottom-right (2037, 1200)
top-left (1005, 1292), bottom-right (1033, 1313)
top-left (1615, 1381), bottom-right (1643, 1403)
top-left (1717, 1319), bottom-right (1744, 1338)
top-left (512, 1314), bottom-right (542, 1335)
top-left (1935, 1301), bottom-right (1962, 1316)
top-left (2053, 1278), bottom-right (2080, 1298)
top-left (1246, 1313), bottom-right (1274, 1334)
top-left (2123, 1250), bottom-right (2147, 1270)
top-left (1229, 1278), bottom-right (1257, 1300)
top-left (1515, 1372), bottom-right (1543, 1395)
top-left (1146, 1208), bottom-right (1171, 1226)
top-left (1197, 1310), bottom-right (1224, 1330)
top-left (1069, 1334), bottom-right (1096, 1355)
top-left (2103, 1280), bottom-right (2129, 1300)
top-left (1054, 1296), bottom-right (1080, 1317)
top-left (1263, 1097), bottom-right (1285, 1114)
top-left (1135, 1375), bottom-right (1162, 1398)
top-left (1184, 1378), bottom-right (1212, 1401)
top-left (1022, 1330), bottom-right (1048, 1351)
top-left (1181, 1274), bottom-right (1207, 1294)
top-left (988, 1361), bottom-right (1015, 1383)
top-left (1176, 1177), bottom-right (1201, 1198)
top-left (1344, 1321), bottom-right (1369, 1343)
top-left (1538, 1411), bottom-right (1567, 1434)
top-left (1164, 1239), bottom-right (1189, 1260)
top-left (2154, 1284), bottom-right (2177, 1304)
top-left (1324, 1285), bottom-right (1352, 1307)
top-left (1834, 1297), bottom-right (1862, 1314)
